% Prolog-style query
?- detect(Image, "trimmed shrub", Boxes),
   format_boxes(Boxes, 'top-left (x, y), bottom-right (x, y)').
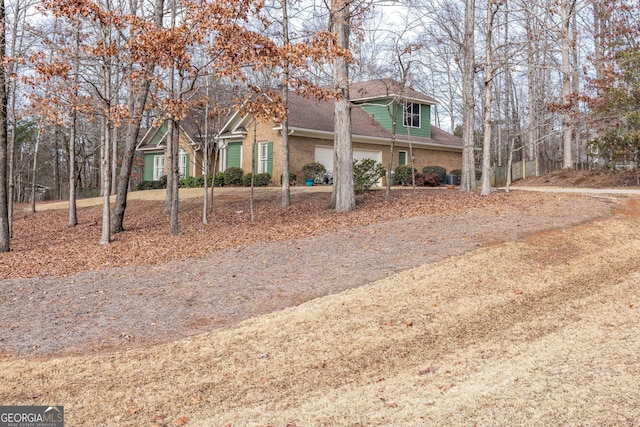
top-left (255, 173), bottom-right (272, 186)
top-left (213, 172), bottom-right (225, 187)
top-left (414, 172), bottom-right (440, 187)
top-left (393, 165), bottom-right (416, 186)
top-left (353, 158), bottom-right (386, 194)
top-left (136, 175), bottom-right (167, 190)
top-left (223, 167), bottom-right (244, 186)
top-left (280, 173), bottom-right (297, 185)
top-left (301, 162), bottom-right (326, 180)
top-left (243, 172), bottom-right (272, 187)
top-left (178, 175), bottom-right (204, 188)
top-left (422, 166), bottom-right (447, 184)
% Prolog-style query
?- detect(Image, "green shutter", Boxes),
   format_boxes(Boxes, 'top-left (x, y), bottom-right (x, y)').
top-left (398, 151), bottom-right (407, 166)
top-left (252, 143), bottom-right (257, 174)
top-left (227, 142), bottom-right (242, 168)
top-left (185, 153), bottom-right (190, 178)
top-left (143, 153), bottom-right (155, 181)
top-left (267, 141), bottom-right (273, 175)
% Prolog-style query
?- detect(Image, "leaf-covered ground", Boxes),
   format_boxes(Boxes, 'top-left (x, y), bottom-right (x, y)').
top-left (6, 187), bottom-right (529, 280)
top-left (0, 183), bottom-right (638, 426)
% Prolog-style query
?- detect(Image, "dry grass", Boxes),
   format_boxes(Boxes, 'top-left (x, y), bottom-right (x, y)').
top-left (1, 211), bottom-right (639, 425)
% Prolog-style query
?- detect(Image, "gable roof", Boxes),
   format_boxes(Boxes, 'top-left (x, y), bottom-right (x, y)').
top-left (217, 80), bottom-right (462, 150)
top-left (285, 90), bottom-right (462, 150)
top-left (136, 115), bottom-right (203, 152)
top-left (350, 79), bottom-right (438, 105)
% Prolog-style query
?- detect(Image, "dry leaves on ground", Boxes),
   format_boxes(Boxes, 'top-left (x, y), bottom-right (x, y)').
top-left (5, 188), bottom-right (530, 279)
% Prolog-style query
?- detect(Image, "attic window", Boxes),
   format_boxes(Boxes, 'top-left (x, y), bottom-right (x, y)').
top-left (403, 102), bottom-right (420, 128)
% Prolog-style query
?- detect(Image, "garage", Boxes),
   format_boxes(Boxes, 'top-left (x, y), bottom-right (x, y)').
top-left (314, 146), bottom-right (383, 174)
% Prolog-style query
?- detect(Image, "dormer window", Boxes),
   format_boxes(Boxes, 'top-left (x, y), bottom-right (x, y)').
top-left (403, 102), bottom-right (420, 128)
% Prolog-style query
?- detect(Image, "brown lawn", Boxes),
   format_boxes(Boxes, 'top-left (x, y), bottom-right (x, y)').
top-left (1, 174), bottom-right (639, 426)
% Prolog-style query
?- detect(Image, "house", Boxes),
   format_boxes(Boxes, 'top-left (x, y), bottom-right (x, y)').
top-left (137, 79), bottom-right (463, 184)
top-left (136, 115), bottom-right (205, 182)
top-left (217, 79), bottom-right (463, 183)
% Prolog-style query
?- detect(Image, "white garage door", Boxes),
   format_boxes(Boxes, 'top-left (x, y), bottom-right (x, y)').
top-left (314, 146), bottom-right (382, 174)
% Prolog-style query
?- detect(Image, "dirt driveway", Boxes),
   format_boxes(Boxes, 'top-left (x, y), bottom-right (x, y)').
top-left (0, 187), bottom-right (639, 425)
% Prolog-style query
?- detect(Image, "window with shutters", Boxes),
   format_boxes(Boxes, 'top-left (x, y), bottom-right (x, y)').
top-left (258, 142), bottom-right (269, 173)
top-left (398, 150), bottom-right (408, 166)
top-left (178, 148), bottom-right (188, 178)
top-left (153, 154), bottom-right (165, 181)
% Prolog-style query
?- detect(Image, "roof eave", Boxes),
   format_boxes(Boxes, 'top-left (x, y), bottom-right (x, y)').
top-left (289, 127), bottom-right (462, 151)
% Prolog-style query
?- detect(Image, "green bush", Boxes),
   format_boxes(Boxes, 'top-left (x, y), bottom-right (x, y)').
top-left (301, 162), bottom-right (326, 179)
top-left (243, 172), bottom-right (272, 187)
top-left (255, 173), bottom-right (271, 186)
top-left (136, 175), bottom-right (167, 190)
top-left (280, 173), bottom-right (297, 185)
top-left (353, 158), bottom-right (386, 194)
top-left (178, 175), bottom-right (205, 188)
top-left (422, 166), bottom-right (447, 184)
top-left (393, 165), bottom-right (416, 186)
top-left (223, 167), bottom-right (244, 186)
top-left (214, 172), bottom-right (225, 187)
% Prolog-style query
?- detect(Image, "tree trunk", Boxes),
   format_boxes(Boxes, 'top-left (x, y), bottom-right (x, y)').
top-left (329, 0), bottom-right (355, 212)
top-left (460, 0), bottom-right (476, 192)
top-left (202, 75), bottom-right (210, 224)
top-left (68, 20), bottom-right (80, 226)
top-left (385, 102), bottom-right (398, 201)
top-left (30, 127), bottom-right (41, 213)
top-left (168, 118), bottom-right (180, 235)
top-left (111, 79), bottom-right (151, 232)
top-left (0, 0), bottom-right (9, 252)
top-left (53, 131), bottom-right (60, 199)
top-left (481, 0), bottom-right (496, 196)
top-left (112, 0), bottom-right (163, 232)
top-left (280, 0), bottom-right (291, 207)
top-left (68, 112), bottom-right (78, 226)
top-left (100, 114), bottom-right (112, 244)
top-left (560, 0), bottom-right (574, 169)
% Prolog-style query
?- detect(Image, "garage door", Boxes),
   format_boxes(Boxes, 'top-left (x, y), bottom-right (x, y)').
top-left (314, 146), bottom-right (382, 174)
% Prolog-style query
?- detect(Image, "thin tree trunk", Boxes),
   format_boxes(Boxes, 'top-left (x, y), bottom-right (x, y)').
top-left (460, 0), bottom-right (476, 192)
top-left (280, 0), bottom-right (291, 207)
top-left (30, 127), bottom-right (42, 213)
top-left (68, 19), bottom-right (81, 226)
top-left (385, 101), bottom-right (398, 201)
top-left (209, 142), bottom-right (218, 213)
top-left (0, 0), bottom-right (8, 252)
top-left (481, 0), bottom-right (496, 196)
top-left (112, 0), bottom-right (163, 232)
top-left (560, 0), bottom-right (575, 169)
top-left (203, 75), bottom-right (210, 224)
top-left (53, 131), bottom-right (60, 199)
top-left (111, 80), bottom-right (151, 232)
top-left (250, 121), bottom-right (256, 223)
top-left (169, 118), bottom-right (180, 235)
top-left (100, 114), bottom-right (112, 244)
top-left (329, 0), bottom-right (355, 212)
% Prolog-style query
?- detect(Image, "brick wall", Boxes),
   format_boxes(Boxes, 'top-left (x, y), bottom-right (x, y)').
top-left (235, 120), bottom-right (462, 185)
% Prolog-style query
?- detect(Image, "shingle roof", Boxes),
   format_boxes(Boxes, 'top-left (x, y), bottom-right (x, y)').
top-left (286, 88), bottom-right (462, 149)
top-left (350, 79), bottom-right (438, 105)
